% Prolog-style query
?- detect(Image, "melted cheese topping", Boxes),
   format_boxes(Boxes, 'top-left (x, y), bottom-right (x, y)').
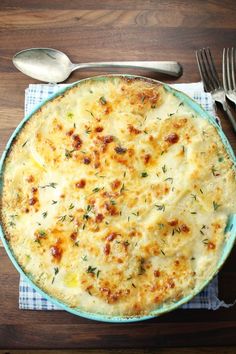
top-left (1, 77), bottom-right (236, 317)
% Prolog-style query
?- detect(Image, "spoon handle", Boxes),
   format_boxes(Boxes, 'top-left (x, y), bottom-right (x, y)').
top-left (71, 61), bottom-right (182, 78)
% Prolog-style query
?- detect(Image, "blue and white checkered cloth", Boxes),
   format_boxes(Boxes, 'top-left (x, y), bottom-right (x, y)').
top-left (19, 81), bottom-right (223, 311)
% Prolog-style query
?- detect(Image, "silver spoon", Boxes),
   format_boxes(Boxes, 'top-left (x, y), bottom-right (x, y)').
top-left (12, 48), bottom-right (183, 83)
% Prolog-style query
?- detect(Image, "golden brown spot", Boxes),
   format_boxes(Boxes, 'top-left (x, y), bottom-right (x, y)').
top-left (104, 243), bottom-right (110, 255)
top-left (56, 123), bottom-right (63, 130)
top-left (167, 278), bottom-right (175, 289)
top-left (50, 245), bottom-right (63, 262)
top-left (106, 232), bottom-right (117, 242)
top-left (95, 126), bottom-right (103, 133)
top-left (208, 241), bottom-right (216, 250)
top-left (72, 134), bottom-right (82, 149)
top-left (114, 146), bottom-right (127, 154)
top-left (105, 202), bottom-right (118, 216)
top-left (154, 270), bottom-right (160, 277)
top-left (26, 175), bottom-right (34, 183)
top-left (168, 219), bottom-right (178, 227)
top-left (83, 156), bottom-right (91, 165)
top-left (173, 118), bottom-right (187, 129)
top-left (29, 197), bottom-right (37, 206)
top-left (95, 213), bottom-right (104, 223)
top-left (75, 179), bottom-right (86, 188)
top-left (66, 129), bottom-right (74, 136)
top-left (144, 154), bottom-right (151, 164)
top-left (164, 133), bottom-right (179, 144)
top-left (111, 179), bottom-right (121, 190)
top-left (180, 224), bottom-right (190, 233)
top-left (128, 124), bottom-right (141, 135)
top-left (70, 232), bottom-right (77, 241)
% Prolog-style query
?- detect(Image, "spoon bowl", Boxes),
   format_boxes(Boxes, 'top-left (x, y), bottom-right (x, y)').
top-left (13, 48), bottom-right (183, 83)
top-left (13, 48), bottom-right (73, 83)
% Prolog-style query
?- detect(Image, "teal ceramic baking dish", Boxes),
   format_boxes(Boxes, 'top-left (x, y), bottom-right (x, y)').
top-left (0, 75), bottom-right (236, 322)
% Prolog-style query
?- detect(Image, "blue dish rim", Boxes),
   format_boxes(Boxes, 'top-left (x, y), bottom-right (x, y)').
top-left (0, 74), bottom-right (235, 323)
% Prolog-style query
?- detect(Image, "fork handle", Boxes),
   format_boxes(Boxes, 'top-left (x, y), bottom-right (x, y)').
top-left (221, 102), bottom-right (236, 133)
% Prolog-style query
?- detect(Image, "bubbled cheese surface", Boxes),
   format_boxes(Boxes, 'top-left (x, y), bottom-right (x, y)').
top-left (1, 76), bottom-right (236, 317)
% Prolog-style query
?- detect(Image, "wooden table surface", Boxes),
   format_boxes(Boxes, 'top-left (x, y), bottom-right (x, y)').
top-left (0, 0), bottom-right (236, 351)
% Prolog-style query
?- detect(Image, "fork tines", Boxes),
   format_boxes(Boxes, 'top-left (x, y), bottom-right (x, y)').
top-left (196, 48), bottom-right (221, 92)
top-left (223, 47), bottom-right (236, 92)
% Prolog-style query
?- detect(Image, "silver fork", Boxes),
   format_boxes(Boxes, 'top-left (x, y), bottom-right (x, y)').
top-left (196, 47), bottom-right (236, 132)
top-left (222, 47), bottom-right (236, 106)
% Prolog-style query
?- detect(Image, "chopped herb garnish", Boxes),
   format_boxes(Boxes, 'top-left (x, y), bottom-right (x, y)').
top-left (65, 149), bottom-right (75, 159)
top-left (54, 267), bottom-right (59, 275)
top-left (68, 215), bottom-right (74, 222)
top-left (110, 200), bottom-right (116, 205)
top-left (218, 156), bottom-right (224, 162)
top-left (42, 211), bottom-right (47, 218)
top-left (22, 140), bottom-right (28, 147)
top-left (162, 165), bottom-right (167, 173)
top-left (132, 283), bottom-right (136, 288)
top-left (190, 211), bottom-right (197, 214)
top-left (200, 230), bottom-right (204, 235)
top-left (82, 255), bottom-right (88, 261)
top-left (138, 258), bottom-right (145, 275)
top-left (164, 177), bottom-right (173, 183)
top-left (158, 223), bottom-right (164, 230)
top-left (156, 117), bottom-right (162, 120)
top-left (92, 187), bottom-right (100, 193)
top-left (168, 112), bottom-right (175, 117)
top-left (74, 241), bottom-right (79, 247)
top-left (155, 204), bottom-right (165, 212)
top-left (67, 112), bottom-right (74, 119)
top-left (58, 215), bottom-right (66, 222)
top-left (144, 130), bottom-right (148, 134)
top-left (179, 102), bottom-right (184, 107)
top-left (199, 188), bottom-right (203, 194)
top-left (211, 166), bottom-right (219, 176)
top-left (52, 200), bottom-right (57, 205)
top-left (69, 203), bottom-right (74, 210)
top-left (85, 128), bottom-right (92, 134)
top-left (191, 194), bottom-right (197, 201)
top-left (120, 183), bottom-right (125, 193)
top-left (86, 110), bottom-right (94, 117)
top-left (141, 172), bottom-right (148, 178)
top-left (8, 221), bottom-right (16, 227)
top-left (132, 212), bottom-right (139, 217)
top-left (96, 270), bottom-right (101, 278)
top-left (191, 257), bottom-right (195, 261)
top-left (123, 171), bottom-right (126, 178)
top-left (86, 266), bottom-right (97, 274)
top-left (213, 201), bottom-right (221, 211)
top-left (161, 250), bottom-right (166, 255)
top-left (38, 230), bottom-right (46, 237)
top-left (99, 96), bottom-right (107, 105)
top-left (40, 182), bottom-right (57, 189)
top-left (202, 238), bottom-right (209, 245)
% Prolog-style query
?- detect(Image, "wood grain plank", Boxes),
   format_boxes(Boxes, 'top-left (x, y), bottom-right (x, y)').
top-left (0, 348), bottom-right (236, 354)
top-left (1, 322), bottom-right (236, 348)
